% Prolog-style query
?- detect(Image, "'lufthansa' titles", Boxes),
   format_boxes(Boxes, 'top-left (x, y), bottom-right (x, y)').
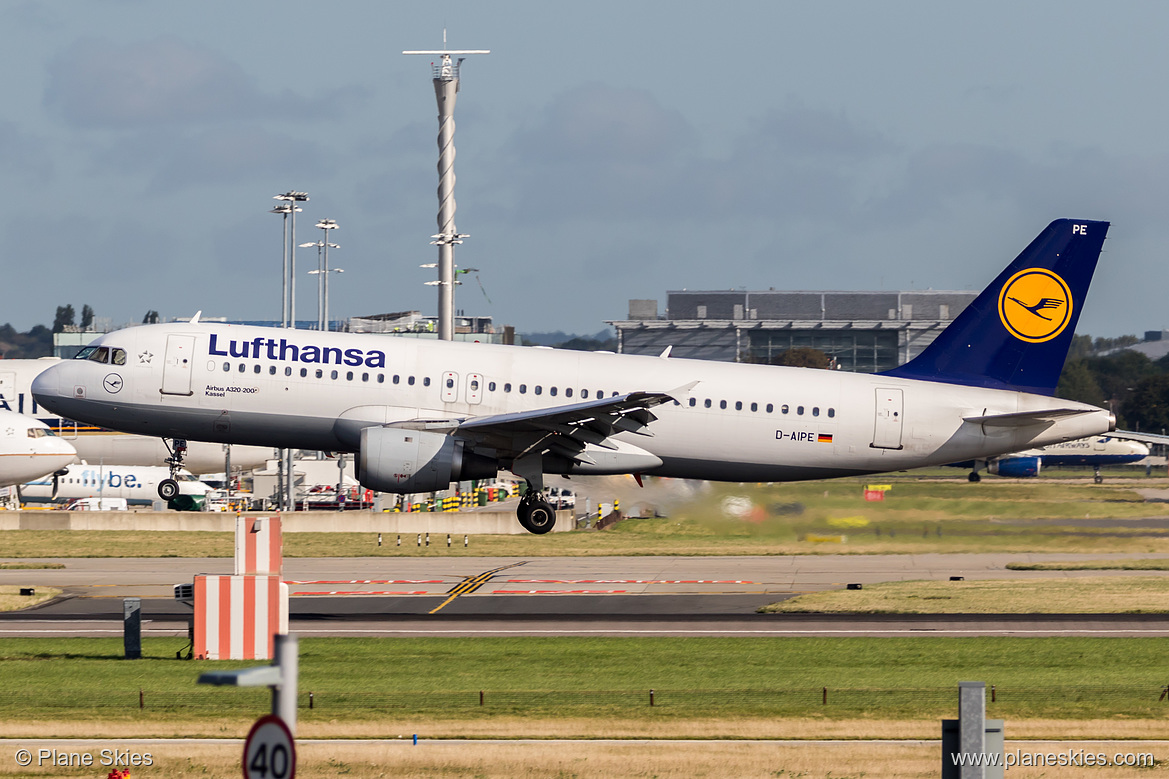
top-left (208, 334), bottom-right (386, 368)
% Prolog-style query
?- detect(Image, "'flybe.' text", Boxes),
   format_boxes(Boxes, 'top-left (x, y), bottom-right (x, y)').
top-left (209, 334), bottom-right (386, 368)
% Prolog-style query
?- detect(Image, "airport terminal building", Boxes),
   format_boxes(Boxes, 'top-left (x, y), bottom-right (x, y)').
top-left (608, 289), bottom-right (978, 372)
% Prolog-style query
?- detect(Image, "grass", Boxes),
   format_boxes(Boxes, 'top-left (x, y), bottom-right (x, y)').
top-left (6, 476), bottom-right (1169, 557)
top-left (0, 562), bottom-right (64, 569)
top-left (760, 576), bottom-right (1169, 614)
top-left (1007, 559), bottom-right (1169, 570)
top-left (1, 636), bottom-right (1168, 731)
top-left (0, 585), bottom-right (60, 611)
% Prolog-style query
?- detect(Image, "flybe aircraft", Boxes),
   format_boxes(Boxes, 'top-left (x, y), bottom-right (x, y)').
top-left (21, 463), bottom-right (210, 505)
top-left (0, 410), bottom-right (77, 489)
top-left (33, 220), bottom-right (1113, 533)
top-left (0, 357), bottom-right (271, 474)
top-left (951, 435), bottom-right (1148, 481)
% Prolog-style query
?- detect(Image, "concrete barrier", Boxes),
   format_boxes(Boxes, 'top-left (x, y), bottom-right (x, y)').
top-left (0, 509), bottom-right (573, 534)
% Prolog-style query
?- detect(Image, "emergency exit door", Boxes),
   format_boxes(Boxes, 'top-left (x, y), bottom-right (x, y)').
top-left (871, 388), bottom-right (904, 450)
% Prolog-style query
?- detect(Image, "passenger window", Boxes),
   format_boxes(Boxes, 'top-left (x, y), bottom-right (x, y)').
top-left (300, 368), bottom-right (308, 378)
top-left (223, 363), bottom-right (230, 372)
top-left (565, 388), bottom-right (572, 398)
top-left (812, 407), bottom-right (819, 417)
top-left (408, 376), bottom-right (415, 386)
top-left (828, 408), bottom-right (835, 418)
top-left (238, 364), bottom-right (245, 373)
top-left (535, 386), bottom-right (543, 395)
top-left (489, 381), bottom-right (497, 391)
top-left (550, 387), bottom-right (557, 396)
top-left (689, 398), bottom-right (696, 407)
top-left (719, 400), bottom-right (727, 409)
top-left (315, 369), bottom-right (323, 379)
top-left (766, 403), bottom-right (773, 413)
top-left (423, 377), bottom-right (431, 387)
top-left (735, 401), bottom-right (742, 411)
top-left (750, 402), bottom-right (757, 412)
top-left (582, 389), bottom-right (589, 399)
top-left (377, 374), bottom-right (385, 383)
top-left (797, 406), bottom-right (805, 415)
top-left (254, 365), bottom-right (261, 374)
top-left (393, 375), bottom-right (400, 384)
top-left (519, 384), bottom-right (527, 394)
top-left (704, 399), bottom-right (711, 408)
top-left (446, 377), bottom-right (455, 388)
top-left (470, 379), bottom-right (480, 391)
top-left (268, 365), bottom-right (275, 375)
top-left (331, 370), bottom-right (339, 380)
top-left (781, 404), bottom-right (789, 414)
top-left (112, 349), bottom-right (127, 366)
top-left (504, 383), bottom-right (512, 392)
top-left (346, 371), bottom-right (354, 381)
top-left (285, 367), bottom-right (292, 377)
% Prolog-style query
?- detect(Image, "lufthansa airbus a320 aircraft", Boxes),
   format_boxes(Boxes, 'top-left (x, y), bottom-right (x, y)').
top-left (33, 220), bottom-right (1113, 533)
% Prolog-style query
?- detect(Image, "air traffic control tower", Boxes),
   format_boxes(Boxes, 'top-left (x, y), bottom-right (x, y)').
top-left (404, 39), bottom-right (489, 341)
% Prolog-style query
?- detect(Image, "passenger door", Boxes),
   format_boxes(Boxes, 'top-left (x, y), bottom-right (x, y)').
top-left (871, 388), bottom-right (904, 450)
top-left (161, 335), bottom-right (196, 396)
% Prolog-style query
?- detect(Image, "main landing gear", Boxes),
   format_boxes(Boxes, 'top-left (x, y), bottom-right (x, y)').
top-left (158, 438), bottom-right (188, 500)
top-left (967, 471), bottom-right (981, 483)
top-left (1093, 465), bottom-right (1104, 484)
top-left (517, 484), bottom-right (556, 535)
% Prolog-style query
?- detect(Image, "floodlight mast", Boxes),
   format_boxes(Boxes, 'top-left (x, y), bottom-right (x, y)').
top-left (404, 36), bottom-right (489, 340)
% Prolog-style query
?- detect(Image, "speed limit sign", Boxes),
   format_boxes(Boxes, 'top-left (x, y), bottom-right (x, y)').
top-left (243, 715), bottom-right (296, 779)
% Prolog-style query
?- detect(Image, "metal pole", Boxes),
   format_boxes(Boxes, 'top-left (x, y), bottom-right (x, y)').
top-left (281, 211), bottom-right (288, 328)
top-left (272, 633), bottom-right (299, 736)
top-left (337, 453), bottom-right (345, 510)
top-left (323, 237), bottom-right (330, 331)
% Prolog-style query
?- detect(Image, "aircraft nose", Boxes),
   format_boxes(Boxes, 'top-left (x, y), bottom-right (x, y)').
top-left (31, 365), bottom-right (61, 401)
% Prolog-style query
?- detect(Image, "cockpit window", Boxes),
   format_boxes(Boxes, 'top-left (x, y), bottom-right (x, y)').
top-left (26, 428), bottom-right (46, 438)
top-left (89, 347), bottom-right (110, 364)
top-left (74, 346), bottom-right (97, 360)
top-left (112, 349), bottom-right (127, 366)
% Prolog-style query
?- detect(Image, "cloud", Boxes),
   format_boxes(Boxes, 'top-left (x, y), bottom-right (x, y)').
top-left (45, 36), bottom-right (364, 129)
top-left (0, 122), bottom-right (54, 180)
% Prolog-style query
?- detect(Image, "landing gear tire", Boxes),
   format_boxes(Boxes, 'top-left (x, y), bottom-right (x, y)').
top-left (158, 479), bottom-right (179, 500)
top-left (1094, 474), bottom-right (1104, 484)
top-left (968, 472), bottom-right (981, 483)
top-left (518, 497), bottom-right (556, 535)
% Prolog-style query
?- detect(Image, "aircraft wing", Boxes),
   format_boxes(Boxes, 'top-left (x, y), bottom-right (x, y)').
top-left (1108, 430), bottom-right (1169, 446)
top-left (394, 387), bottom-right (689, 465)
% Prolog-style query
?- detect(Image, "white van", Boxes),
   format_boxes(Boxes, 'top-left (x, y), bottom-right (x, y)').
top-left (63, 497), bottom-right (129, 511)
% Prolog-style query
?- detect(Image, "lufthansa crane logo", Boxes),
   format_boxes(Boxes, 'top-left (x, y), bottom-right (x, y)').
top-left (997, 268), bottom-right (1073, 343)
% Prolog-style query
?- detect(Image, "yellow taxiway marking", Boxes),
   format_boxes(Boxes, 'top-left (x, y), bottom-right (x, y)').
top-left (428, 561), bottom-right (527, 615)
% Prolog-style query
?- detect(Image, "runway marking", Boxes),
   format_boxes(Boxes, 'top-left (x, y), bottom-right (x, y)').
top-left (491, 589), bottom-right (630, 594)
top-left (504, 579), bottom-right (757, 584)
top-left (287, 580), bottom-right (445, 585)
top-left (294, 591), bottom-right (430, 596)
top-left (429, 561), bottom-right (527, 614)
top-left (283, 628), bottom-right (1169, 636)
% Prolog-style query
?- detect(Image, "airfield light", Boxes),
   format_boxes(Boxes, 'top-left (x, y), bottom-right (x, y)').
top-left (271, 191), bottom-right (309, 513)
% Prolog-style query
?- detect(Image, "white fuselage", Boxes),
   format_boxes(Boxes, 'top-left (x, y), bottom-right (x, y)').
top-left (0, 410), bottom-right (77, 488)
top-left (0, 357), bottom-right (272, 474)
top-left (31, 323), bottom-right (1113, 483)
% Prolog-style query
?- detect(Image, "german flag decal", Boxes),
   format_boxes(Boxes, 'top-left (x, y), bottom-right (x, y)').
top-left (817, 433), bottom-right (833, 443)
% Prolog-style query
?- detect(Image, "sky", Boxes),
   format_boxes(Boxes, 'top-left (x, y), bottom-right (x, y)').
top-left (1, 1), bottom-right (1166, 338)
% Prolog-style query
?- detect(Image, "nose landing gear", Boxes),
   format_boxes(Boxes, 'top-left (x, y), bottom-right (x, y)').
top-left (158, 438), bottom-right (188, 500)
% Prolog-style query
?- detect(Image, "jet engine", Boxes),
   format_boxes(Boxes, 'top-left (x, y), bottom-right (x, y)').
top-left (988, 455), bottom-right (1041, 478)
top-left (357, 426), bottom-right (497, 493)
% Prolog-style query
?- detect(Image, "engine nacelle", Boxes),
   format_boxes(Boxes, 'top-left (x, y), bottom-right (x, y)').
top-left (358, 426), bottom-right (497, 493)
top-left (988, 455), bottom-right (1041, 478)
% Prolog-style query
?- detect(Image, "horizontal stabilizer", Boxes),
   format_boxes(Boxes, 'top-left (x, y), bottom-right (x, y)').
top-left (963, 408), bottom-right (1097, 427)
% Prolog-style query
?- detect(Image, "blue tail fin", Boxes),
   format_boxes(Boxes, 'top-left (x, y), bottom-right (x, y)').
top-left (880, 219), bottom-right (1108, 395)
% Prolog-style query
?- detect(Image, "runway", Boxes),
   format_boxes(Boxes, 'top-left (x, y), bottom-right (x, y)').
top-left (3, 553), bottom-right (1168, 638)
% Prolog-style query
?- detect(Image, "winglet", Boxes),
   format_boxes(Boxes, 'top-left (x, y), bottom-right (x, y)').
top-left (190, 310), bottom-right (202, 324)
top-left (659, 345), bottom-right (673, 359)
top-left (880, 219), bottom-right (1108, 396)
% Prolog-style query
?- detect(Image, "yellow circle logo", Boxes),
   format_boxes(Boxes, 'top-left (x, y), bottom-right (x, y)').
top-left (997, 268), bottom-right (1073, 343)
